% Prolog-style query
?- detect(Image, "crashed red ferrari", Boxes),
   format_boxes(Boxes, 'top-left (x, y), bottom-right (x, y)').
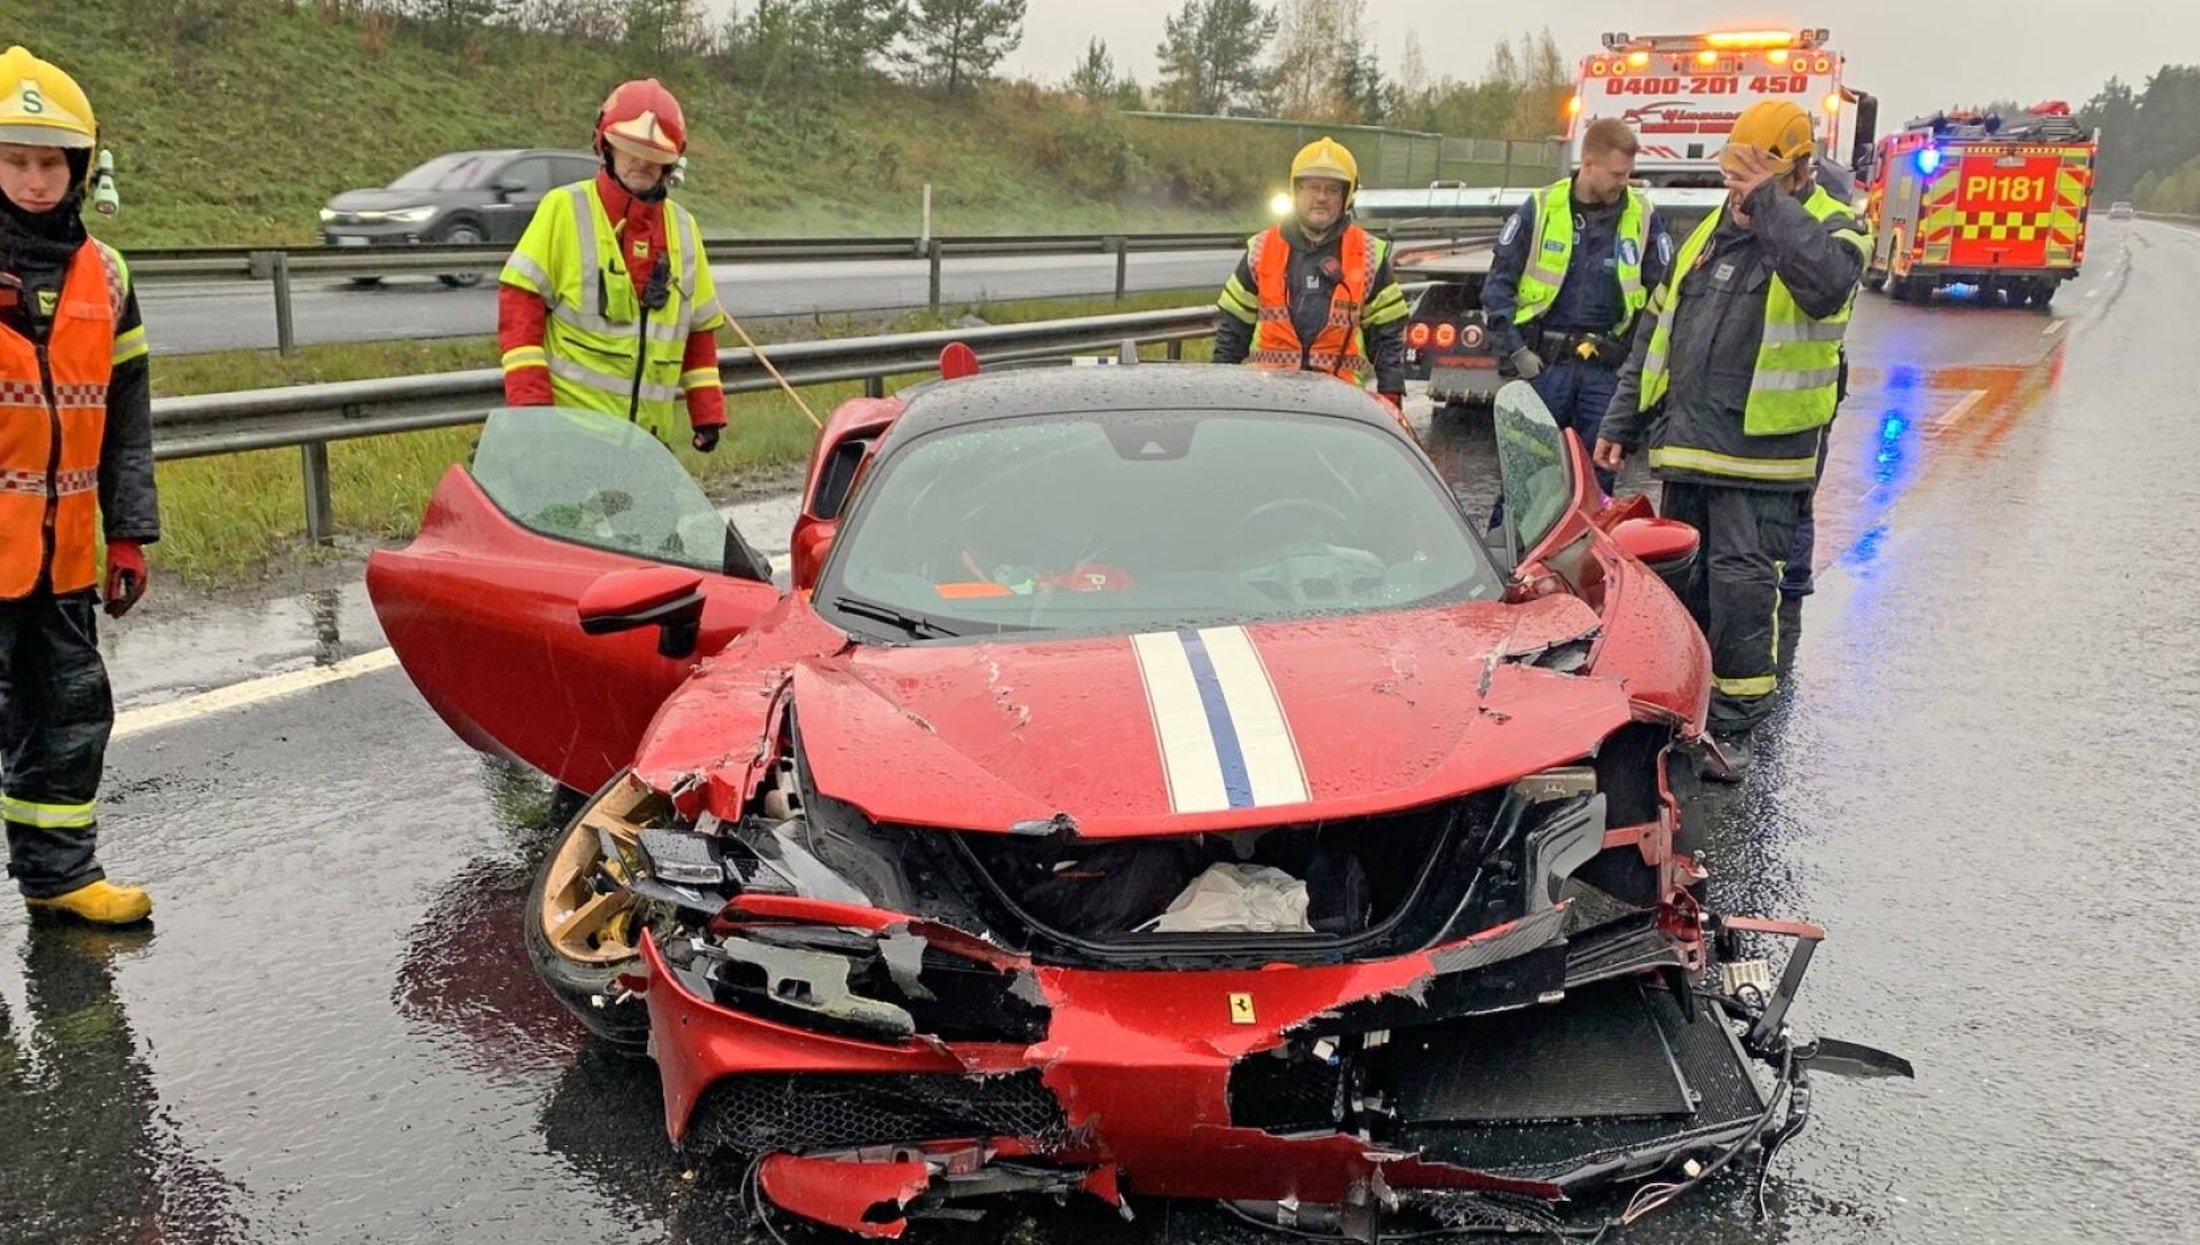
top-left (366, 365), bottom-right (1907, 1239)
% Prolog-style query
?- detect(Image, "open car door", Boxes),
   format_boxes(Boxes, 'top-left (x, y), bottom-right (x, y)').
top-left (367, 407), bottom-right (782, 793)
top-left (1493, 380), bottom-right (1603, 580)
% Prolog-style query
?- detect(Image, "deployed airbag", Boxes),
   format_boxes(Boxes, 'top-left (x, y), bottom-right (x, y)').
top-left (1145, 863), bottom-right (1314, 934)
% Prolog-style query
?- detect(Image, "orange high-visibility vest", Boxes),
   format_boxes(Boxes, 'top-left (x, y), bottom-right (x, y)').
top-left (1247, 223), bottom-right (1372, 384)
top-left (0, 242), bottom-right (123, 599)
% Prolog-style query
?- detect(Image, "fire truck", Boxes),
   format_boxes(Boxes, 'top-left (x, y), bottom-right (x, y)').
top-left (1861, 104), bottom-right (2096, 308)
top-left (1369, 27), bottom-right (1878, 416)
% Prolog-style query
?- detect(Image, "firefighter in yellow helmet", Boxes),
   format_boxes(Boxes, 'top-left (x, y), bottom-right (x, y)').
top-left (1595, 99), bottom-right (1869, 780)
top-left (1215, 137), bottom-right (1412, 416)
top-left (0, 47), bottom-right (158, 924)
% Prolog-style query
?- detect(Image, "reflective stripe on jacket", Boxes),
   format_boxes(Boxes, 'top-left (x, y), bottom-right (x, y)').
top-left (0, 241), bottom-right (123, 598)
top-left (1640, 185), bottom-right (1866, 448)
top-left (1513, 179), bottom-right (1651, 335)
top-left (1247, 223), bottom-right (1378, 385)
top-left (500, 181), bottom-right (727, 446)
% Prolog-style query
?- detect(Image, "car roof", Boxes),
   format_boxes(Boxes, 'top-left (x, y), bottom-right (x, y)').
top-left (887, 363), bottom-right (1405, 442)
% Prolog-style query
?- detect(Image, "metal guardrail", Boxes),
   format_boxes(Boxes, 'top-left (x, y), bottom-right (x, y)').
top-left (130, 225), bottom-right (1494, 355)
top-left (151, 304), bottom-right (1227, 543)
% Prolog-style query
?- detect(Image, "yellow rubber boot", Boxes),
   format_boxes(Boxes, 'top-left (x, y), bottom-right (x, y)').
top-left (25, 880), bottom-right (153, 926)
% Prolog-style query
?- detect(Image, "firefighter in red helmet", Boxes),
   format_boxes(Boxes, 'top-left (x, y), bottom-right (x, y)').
top-left (497, 79), bottom-right (730, 451)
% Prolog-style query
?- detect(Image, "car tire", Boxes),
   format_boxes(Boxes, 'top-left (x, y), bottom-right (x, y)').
top-left (522, 794), bottom-right (651, 1052)
top-left (438, 221), bottom-right (486, 289)
top-left (349, 276), bottom-right (383, 288)
top-left (1862, 267), bottom-right (1887, 293)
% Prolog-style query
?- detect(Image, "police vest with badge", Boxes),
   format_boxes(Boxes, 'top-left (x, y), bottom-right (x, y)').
top-left (1508, 178), bottom-right (1655, 367)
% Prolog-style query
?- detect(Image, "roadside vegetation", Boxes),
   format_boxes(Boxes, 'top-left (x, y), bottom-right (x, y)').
top-left (148, 291), bottom-right (1217, 582)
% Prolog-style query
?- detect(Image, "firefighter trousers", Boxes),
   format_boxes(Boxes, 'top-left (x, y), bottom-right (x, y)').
top-left (1, 590), bottom-right (115, 899)
top-left (1659, 483), bottom-right (1801, 734)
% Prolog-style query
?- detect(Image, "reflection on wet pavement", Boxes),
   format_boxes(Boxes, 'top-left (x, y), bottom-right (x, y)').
top-left (4, 221), bottom-right (2197, 1242)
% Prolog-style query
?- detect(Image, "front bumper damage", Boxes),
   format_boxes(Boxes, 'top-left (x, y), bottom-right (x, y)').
top-left (631, 887), bottom-right (1891, 1239)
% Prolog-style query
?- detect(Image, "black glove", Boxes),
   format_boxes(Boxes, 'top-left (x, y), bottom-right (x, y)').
top-left (692, 426), bottom-right (721, 454)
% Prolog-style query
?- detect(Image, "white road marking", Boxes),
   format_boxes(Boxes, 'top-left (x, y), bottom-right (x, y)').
top-left (2042, 319), bottom-right (2067, 337)
top-left (114, 551), bottom-right (794, 738)
top-left (2086, 289), bottom-right (2100, 299)
top-left (1935, 389), bottom-right (1990, 429)
top-left (113, 648), bottom-right (401, 740)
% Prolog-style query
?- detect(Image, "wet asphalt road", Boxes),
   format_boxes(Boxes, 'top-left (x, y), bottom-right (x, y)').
top-left (5, 220), bottom-right (2197, 1242)
top-left (137, 249), bottom-right (1241, 356)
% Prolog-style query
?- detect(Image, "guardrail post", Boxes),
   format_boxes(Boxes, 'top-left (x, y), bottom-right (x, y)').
top-left (300, 441), bottom-right (334, 546)
top-left (865, 374), bottom-right (885, 400)
top-left (264, 250), bottom-right (298, 356)
top-left (1109, 236), bottom-right (1128, 301)
top-left (1166, 338), bottom-right (1184, 361)
top-left (926, 238), bottom-right (943, 315)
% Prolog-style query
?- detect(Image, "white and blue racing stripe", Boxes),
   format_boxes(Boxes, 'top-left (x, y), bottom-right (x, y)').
top-left (1131, 626), bottom-right (1310, 814)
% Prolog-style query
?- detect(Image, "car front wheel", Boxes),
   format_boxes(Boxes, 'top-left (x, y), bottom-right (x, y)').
top-left (522, 775), bottom-right (657, 1050)
top-left (438, 221), bottom-right (486, 289)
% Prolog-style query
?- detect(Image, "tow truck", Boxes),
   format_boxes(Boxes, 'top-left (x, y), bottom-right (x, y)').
top-left (1861, 103), bottom-right (2096, 308)
top-left (1361, 27), bottom-right (1877, 415)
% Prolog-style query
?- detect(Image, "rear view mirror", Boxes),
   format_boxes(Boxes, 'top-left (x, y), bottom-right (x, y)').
top-left (578, 566), bottom-right (705, 658)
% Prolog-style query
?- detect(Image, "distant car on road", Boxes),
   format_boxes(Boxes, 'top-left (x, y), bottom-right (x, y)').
top-left (2108, 200), bottom-right (2135, 220)
top-left (320, 148), bottom-right (598, 288)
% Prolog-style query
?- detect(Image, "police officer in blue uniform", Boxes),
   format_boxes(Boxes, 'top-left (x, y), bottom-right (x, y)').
top-left (1483, 118), bottom-right (1672, 493)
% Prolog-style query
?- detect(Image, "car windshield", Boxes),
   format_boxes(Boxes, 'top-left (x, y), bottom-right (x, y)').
top-left (815, 408), bottom-right (1504, 640)
top-left (469, 406), bottom-right (734, 574)
top-left (389, 153), bottom-right (497, 192)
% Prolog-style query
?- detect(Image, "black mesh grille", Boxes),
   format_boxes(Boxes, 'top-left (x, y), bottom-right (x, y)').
top-left (1394, 984), bottom-right (1768, 1181)
top-left (686, 1070), bottom-right (1071, 1154)
top-left (1228, 1047), bottom-right (1346, 1132)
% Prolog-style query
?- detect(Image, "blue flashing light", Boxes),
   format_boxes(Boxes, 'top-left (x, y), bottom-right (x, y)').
top-left (1916, 146), bottom-right (1942, 175)
top-left (1880, 413), bottom-right (1909, 442)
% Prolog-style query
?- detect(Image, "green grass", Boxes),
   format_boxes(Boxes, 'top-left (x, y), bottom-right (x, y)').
top-left (147, 289), bottom-right (1220, 583)
top-left (11, 1), bottom-right (1274, 248)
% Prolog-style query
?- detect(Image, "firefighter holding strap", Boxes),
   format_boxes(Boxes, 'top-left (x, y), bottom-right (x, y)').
top-left (1215, 138), bottom-right (1411, 415)
top-left (1483, 118), bottom-right (1671, 495)
top-left (0, 47), bottom-right (157, 924)
top-left (1597, 101), bottom-right (1868, 780)
top-left (499, 79), bottom-right (730, 452)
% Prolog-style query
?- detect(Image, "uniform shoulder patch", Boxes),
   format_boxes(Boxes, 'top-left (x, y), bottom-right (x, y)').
top-left (1499, 213), bottom-right (1523, 247)
top-left (1618, 237), bottom-right (1641, 266)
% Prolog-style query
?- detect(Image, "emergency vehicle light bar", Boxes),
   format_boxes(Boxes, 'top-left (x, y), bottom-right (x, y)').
top-left (1600, 29), bottom-right (1828, 52)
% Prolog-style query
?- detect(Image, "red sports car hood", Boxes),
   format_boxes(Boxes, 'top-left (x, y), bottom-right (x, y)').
top-left (793, 595), bottom-right (1630, 838)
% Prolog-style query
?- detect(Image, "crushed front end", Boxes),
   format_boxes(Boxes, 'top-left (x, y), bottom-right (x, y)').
top-left (598, 715), bottom-right (1901, 1240)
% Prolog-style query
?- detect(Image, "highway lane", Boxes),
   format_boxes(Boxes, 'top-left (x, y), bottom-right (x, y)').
top-left (3, 220), bottom-right (2193, 1242)
top-left (138, 249), bottom-right (1245, 356)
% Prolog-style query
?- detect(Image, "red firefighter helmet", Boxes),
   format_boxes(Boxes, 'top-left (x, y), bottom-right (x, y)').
top-left (594, 79), bottom-right (687, 166)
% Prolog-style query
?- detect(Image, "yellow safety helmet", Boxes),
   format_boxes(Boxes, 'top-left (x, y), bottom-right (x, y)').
top-left (0, 46), bottom-right (97, 151)
top-left (1290, 136), bottom-right (1359, 203)
top-left (1720, 100), bottom-right (1814, 178)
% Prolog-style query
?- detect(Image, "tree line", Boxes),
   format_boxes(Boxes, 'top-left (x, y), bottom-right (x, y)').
top-left (301, 0), bottom-right (1029, 95)
top-left (2076, 65), bottom-right (2200, 214)
top-left (1113, 0), bottom-right (1569, 138)
top-left (303, 0), bottom-right (1571, 138)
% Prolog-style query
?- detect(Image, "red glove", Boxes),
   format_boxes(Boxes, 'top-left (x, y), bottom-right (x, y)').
top-left (104, 540), bottom-right (148, 618)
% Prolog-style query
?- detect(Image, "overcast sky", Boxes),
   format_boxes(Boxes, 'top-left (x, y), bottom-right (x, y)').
top-left (990, 0), bottom-right (2183, 129)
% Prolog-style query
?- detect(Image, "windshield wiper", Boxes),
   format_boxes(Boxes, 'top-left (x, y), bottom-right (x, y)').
top-left (826, 593), bottom-right (963, 640)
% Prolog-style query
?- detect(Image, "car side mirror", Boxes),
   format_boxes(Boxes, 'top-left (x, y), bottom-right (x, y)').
top-left (1611, 517), bottom-right (1700, 579)
top-left (492, 177), bottom-right (527, 198)
top-left (578, 566), bottom-right (705, 659)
